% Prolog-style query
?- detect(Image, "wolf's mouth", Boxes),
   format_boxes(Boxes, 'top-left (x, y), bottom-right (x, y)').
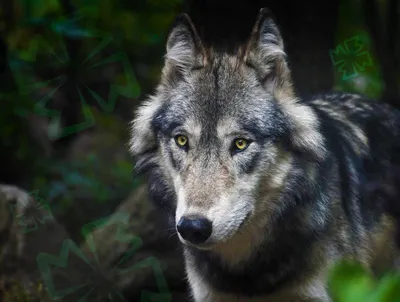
top-left (180, 238), bottom-right (215, 250)
top-left (179, 211), bottom-right (252, 250)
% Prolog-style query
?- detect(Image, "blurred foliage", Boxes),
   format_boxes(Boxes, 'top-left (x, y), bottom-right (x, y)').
top-left (1, 279), bottom-right (49, 302)
top-left (0, 90), bottom-right (42, 183)
top-left (329, 260), bottom-right (400, 302)
top-left (7, 0), bottom-right (182, 89)
top-left (1, 0), bottom-right (183, 238)
top-left (0, 91), bottom-right (37, 160)
top-left (33, 152), bottom-right (140, 214)
top-left (333, 0), bottom-right (384, 99)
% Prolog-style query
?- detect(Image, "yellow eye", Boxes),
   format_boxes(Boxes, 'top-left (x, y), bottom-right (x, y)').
top-left (234, 138), bottom-right (249, 151)
top-left (175, 135), bottom-right (188, 147)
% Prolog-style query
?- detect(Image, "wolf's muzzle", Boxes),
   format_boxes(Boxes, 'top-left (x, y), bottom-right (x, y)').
top-left (177, 215), bottom-right (213, 244)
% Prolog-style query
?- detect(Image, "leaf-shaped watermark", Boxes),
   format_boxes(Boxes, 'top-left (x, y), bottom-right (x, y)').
top-left (329, 34), bottom-right (374, 81)
top-left (37, 211), bottom-right (171, 301)
top-left (8, 14), bottom-right (140, 140)
top-left (8, 189), bottom-right (53, 234)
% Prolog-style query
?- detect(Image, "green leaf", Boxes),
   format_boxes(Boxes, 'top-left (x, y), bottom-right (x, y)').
top-left (328, 261), bottom-right (376, 302)
top-left (370, 273), bottom-right (400, 302)
top-left (51, 18), bottom-right (95, 38)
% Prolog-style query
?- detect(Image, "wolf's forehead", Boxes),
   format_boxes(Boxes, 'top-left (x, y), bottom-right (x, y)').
top-left (173, 58), bottom-right (260, 109)
top-left (193, 57), bottom-right (252, 102)
top-left (160, 55), bottom-right (280, 136)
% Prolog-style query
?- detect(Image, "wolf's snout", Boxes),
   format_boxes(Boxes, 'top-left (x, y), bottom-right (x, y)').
top-left (176, 216), bottom-right (212, 244)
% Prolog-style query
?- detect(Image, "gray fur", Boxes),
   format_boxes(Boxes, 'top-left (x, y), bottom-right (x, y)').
top-left (130, 8), bottom-right (400, 302)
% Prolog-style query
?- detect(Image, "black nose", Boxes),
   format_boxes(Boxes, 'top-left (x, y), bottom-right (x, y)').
top-left (177, 216), bottom-right (212, 244)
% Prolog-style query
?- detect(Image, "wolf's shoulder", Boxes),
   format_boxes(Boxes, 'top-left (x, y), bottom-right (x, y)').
top-left (301, 91), bottom-right (400, 162)
top-left (302, 91), bottom-right (400, 126)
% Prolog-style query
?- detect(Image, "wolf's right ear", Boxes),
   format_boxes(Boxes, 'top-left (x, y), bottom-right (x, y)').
top-left (164, 13), bottom-right (207, 73)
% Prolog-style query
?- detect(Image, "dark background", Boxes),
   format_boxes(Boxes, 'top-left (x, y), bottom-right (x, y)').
top-left (0, 0), bottom-right (399, 301)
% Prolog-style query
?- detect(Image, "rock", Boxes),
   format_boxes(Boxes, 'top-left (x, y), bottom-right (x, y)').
top-left (0, 183), bottom-right (187, 301)
top-left (74, 184), bottom-right (187, 301)
top-left (45, 126), bottom-right (136, 242)
top-left (0, 184), bottom-right (71, 300)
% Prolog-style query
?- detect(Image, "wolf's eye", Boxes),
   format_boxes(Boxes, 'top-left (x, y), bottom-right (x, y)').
top-left (175, 135), bottom-right (188, 148)
top-left (234, 138), bottom-right (249, 151)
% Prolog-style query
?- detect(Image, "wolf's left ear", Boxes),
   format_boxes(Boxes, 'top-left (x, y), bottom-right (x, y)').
top-left (245, 9), bottom-right (326, 161)
top-left (164, 13), bottom-right (207, 72)
top-left (244, 8), bottom-right (292, 93)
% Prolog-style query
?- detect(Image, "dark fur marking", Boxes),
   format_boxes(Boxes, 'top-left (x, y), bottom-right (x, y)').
top-left (240, 151), bottom-right (260, 174)
top-left (134, 146), bottom-right (159, 175)
top-left (310, 106), bottom-right (364, 254)
top-left (239, 102), bottom-right (289, 146)
top-left (167, 144), bottom-right (182, 171)
top-left (213, 59), bottom-right (221, 96)
top-left (147, 168), bottom-right (176, 220)
top-left (152, 103), bottom-right (184, 136)
top-left (312, 103), bottom-right (384, 226)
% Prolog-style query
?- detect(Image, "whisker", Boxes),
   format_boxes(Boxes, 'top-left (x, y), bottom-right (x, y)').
top-left (168, 231), bottom-right (178, 239)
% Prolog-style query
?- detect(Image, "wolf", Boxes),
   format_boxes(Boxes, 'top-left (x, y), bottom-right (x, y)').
top-left (129, 8), bottom-right (400, 302)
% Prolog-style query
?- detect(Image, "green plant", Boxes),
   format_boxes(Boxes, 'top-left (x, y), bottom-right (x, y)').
top-left (329, 260), bottom-right (400, 302)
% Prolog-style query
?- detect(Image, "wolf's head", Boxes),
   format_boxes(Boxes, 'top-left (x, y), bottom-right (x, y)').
top-left (130, 9), bottom-right (326, 252)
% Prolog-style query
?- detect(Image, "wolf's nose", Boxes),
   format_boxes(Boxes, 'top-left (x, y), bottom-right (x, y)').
top-left (176, 216), bottom-right (212, 244)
